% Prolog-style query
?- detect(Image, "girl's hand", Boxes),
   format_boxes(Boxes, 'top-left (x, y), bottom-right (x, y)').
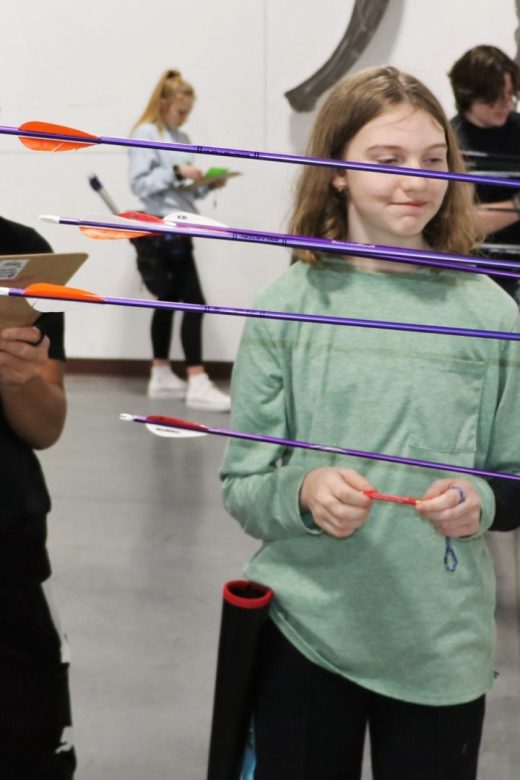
top-left (0, 326), bottom-right (49, 387)
top-left (415, 478), bottom-right (481, 538)
top-left (299, 467), bottom-right (374, 538)
top-left (178, 164), bottom-right (204, 182)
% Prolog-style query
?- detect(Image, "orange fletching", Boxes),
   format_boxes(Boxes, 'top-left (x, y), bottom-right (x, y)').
top-left (79, 226), bottom-right (152, 240)
top-left (25, 283), bottom-right (104, 303)
top-left (19, 121), bottom-right (97, 152)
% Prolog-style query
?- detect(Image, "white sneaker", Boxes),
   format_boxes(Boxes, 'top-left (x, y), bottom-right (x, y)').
top-left (147, 365), bottom-right (187, 399)
top-left (186, 372), bottom-right (231, 412)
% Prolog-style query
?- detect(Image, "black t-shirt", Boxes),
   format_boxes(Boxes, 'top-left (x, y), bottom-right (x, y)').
top-left (451, 112), bottom-right (520, 245)
top-left (451, 112), bottom-right (520, 297)
top-left (0, 217), bottom-right (65, 582)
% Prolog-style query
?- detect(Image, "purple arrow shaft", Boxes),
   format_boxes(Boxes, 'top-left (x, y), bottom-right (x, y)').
top-left (4, 122), bottom-right (520, 189)
top-left (9, 285), bottom-right (520, 342)
top-left (130, 414), bottom-right (520, 483)
top-left (54, 215), bottom-right (520, 280)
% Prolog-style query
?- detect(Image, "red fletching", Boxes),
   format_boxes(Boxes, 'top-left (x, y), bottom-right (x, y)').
top-left (118, 211), bottom-right (164, 223)
top-left (146, 415), bottom-right (209, 433)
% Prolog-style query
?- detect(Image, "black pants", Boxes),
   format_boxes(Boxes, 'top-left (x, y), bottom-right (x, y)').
top-left (254, 620), bottom-right (485, 780)
top-left (132, 234), bottom-right (205, 364)
top-left (0, 578), bottom-right (75, 778)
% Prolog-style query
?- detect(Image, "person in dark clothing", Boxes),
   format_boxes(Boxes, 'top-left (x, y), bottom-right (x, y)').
top-left (449, 45), bottom-right (520, 298)
top-left (0, 216), bottom-right (75, 778)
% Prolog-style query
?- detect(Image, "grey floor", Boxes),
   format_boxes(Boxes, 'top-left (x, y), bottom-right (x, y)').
top-left (39, 375), bottom-right (520, 779)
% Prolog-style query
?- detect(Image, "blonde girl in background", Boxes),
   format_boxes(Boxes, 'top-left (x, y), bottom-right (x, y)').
top-left (129, 70), bottom-right (230, 411)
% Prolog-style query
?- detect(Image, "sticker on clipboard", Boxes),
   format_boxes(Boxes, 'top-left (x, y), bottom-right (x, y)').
top-left (0, 258), bottom-right (29, 280)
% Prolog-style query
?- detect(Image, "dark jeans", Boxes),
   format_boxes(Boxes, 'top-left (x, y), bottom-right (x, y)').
top-left (254, 620), bottom-right (485, 780)
top-left (0, 578), bottom-right (76, 778)
top-left (132, 234), bottom-right (205, 364)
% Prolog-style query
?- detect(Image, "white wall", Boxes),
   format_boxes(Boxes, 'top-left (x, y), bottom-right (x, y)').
top-left (0, 0), bottom-right (518, 360)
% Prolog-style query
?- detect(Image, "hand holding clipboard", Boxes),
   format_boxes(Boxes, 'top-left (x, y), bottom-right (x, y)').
top-left (179, 166), bottom-right (242, 191)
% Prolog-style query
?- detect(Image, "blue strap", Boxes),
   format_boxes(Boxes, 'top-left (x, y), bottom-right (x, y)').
top-left (444, 537), bottom-right (458, 572)
top-left (241, 721), bottom-right (256, 779)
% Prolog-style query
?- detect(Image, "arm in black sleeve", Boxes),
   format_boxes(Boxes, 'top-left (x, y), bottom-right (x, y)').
top-left (488, 478), bottom-right (520, 531)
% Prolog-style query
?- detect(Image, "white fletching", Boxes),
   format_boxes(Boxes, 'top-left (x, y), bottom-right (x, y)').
top-left (119, 413), bottom-right (207, 438)
top-left (145, 423), bottom-right (207, 439)
top-left (163, 211), bottom-right (228, 229)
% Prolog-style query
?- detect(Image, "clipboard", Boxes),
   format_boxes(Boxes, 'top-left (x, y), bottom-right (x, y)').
top-left (0, 251), bottom-right (88, 329)
top-left (179, 167), bottom-right (242, 192)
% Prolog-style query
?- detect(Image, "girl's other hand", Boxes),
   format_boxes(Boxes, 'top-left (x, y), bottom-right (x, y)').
top-left (0, 326), bottom-right (49, 387)
top-left (299, 467), bottom-right (374, 538)
top-left (415, 478), bottom-right (481, 538)
top-left (178, 164), bottom-right (204, 182)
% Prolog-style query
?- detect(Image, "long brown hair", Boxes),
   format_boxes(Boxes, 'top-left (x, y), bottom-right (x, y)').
top-left (290, 66), bottom-right (479, 264)
top-left (131, 70), bottom-right (196, 133)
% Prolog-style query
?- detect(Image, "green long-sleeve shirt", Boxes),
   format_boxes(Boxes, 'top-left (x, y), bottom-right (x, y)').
top-left (221, 258), bottom-right (520, 705)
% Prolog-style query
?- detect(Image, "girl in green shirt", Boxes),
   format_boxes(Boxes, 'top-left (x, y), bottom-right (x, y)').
top-left (221, 66), bottom-right (520, 779)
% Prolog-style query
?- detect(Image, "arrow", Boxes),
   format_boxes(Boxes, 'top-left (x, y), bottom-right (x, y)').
top-left (3, 280), bottom-right (520, 342)
top-left (136, 413), bottom-right (461, 572)
top-left (2, 120), bottom-right (520, 190)
top-left (463, 149), bottom-right (520, 164)
top-left (0, 282), bottom-right (104, 308)
top-left (39, 212), bottom-right (520, 281)
top-left (481, 243), bottom-right (520, 256)
top-left (119, 413), bottom-right (520, 483)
